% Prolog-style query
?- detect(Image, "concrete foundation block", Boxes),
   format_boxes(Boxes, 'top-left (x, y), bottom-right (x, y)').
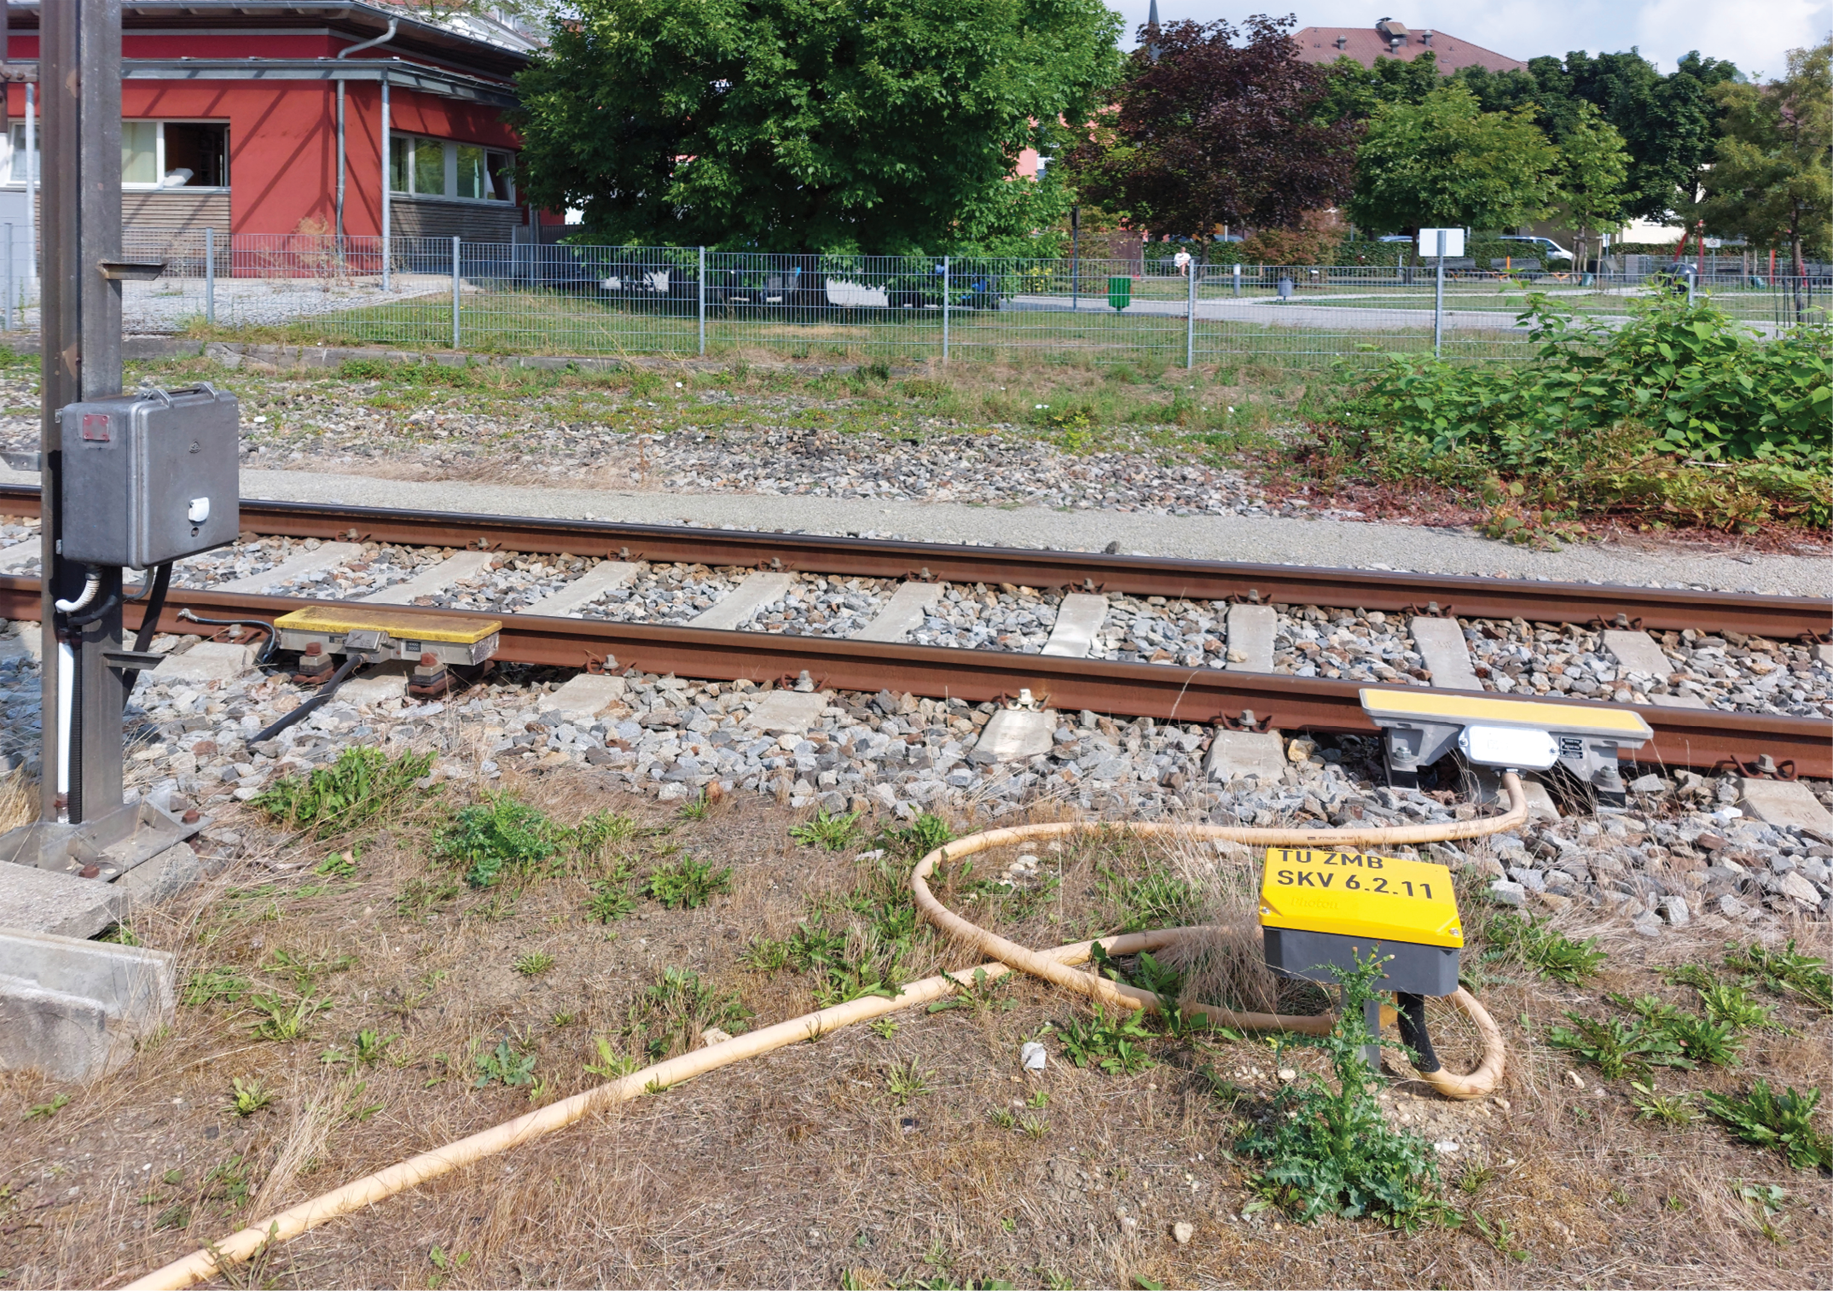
top-left (115, 843), bottom-right (204, 904)
top-left (690, 571), bottom-right (795, 631)
top-left (1409, 617), bottom-right (1483, 691)
top-left (1203, 729), bottom-right (1286, 782)
top-left (1041, 594), bottom-right (1107, 659)
top-left (970, 709), bottom-right (1056, 764)
top-left (521, 561), bottom-right (641, 618)
top-left (0, 926), bottom-right (175, 1081)
top-left (152, 640), bottom-right (257, 684)
top-left (539, 673), bottom-right (630, 725)
top-left (851, 582), bottom-right (944, 644)
top-left (362, 550), bottom-right (494, 605)
top-left (1739, 778), bottom-right (1833, 833)
top-left (0, 863), bottom-right (131, 939)
top-left (1224, 604), bottom-right (1276, 672)
top-left (742, 690), bottom-right (830, 736)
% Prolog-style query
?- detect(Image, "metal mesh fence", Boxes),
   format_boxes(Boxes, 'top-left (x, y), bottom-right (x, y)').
top-left (2, 235), bottom-right (1824, 366)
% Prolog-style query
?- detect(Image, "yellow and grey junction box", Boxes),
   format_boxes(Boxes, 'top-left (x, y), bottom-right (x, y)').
top-left (1260, 846), bottom-right (1463, 995)
top-left (273, 605), bottom-right (501, 668)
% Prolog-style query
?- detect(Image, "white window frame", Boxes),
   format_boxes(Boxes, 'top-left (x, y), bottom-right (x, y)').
top-left (118, 120), bottom-right (231, 192)
top-left (391, 135), bottom-right (515, 204)
top-left (2, 123), bottom-right (41, 187)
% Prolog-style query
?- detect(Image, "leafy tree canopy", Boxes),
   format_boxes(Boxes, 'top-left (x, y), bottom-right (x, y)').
top-left (512, 0), bottom-right (1121, 254)
top-left (1347, 82), bottom-right (1559, 233)
top-left (1698, 39), bottom-right (1832, 271)
top-left (1066, 15), bottom-right (1357, 256)
top-left (1326, 46), bottom-right (1740, 223)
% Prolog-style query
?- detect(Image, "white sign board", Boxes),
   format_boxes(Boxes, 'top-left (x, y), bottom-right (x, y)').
top-left (1417, 228), bottom-right (1466, 257)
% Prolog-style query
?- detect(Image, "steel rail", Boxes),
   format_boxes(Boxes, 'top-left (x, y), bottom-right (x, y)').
top-left (1, 577), bottom-right (1825, 777)
top-left (0, 484), bottom-right (1827, 639)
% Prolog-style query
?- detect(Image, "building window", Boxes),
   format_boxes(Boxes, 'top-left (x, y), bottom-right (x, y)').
top-left (119, 120), bottom-right (229, 190)
top-left (4, 124), bottom-right (42, 185)
top-left (390, 135), bottom-right (514, 202)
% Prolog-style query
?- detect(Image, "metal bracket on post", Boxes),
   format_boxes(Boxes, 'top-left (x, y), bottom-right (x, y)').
top-left (941, 256), bottom-right (950, 362)
top-left (1185, 253), bottom-right (1196, 368)
top-left (451, 235), bottom-right (461, 349)
top-left (1433, 229), bottom-right (1445, 358)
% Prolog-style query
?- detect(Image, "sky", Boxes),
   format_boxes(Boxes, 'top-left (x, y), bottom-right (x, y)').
top-left (1111, 0), bottom-right (1832, 78)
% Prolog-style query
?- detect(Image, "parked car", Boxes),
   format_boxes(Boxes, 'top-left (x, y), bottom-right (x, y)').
top-left (1498, 235), bottom-right (1573, 262)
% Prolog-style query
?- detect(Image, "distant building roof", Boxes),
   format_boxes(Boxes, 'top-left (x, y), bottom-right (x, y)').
top-left (1292, 18), bottom-right (1525, 74)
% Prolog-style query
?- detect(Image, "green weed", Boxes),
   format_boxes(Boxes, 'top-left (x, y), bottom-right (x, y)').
top-left (1725, 939), bottom-right (1832, 1013)
top-left (586, 877), bottom-right (637, 924)
top-left (181, 967), bottom-right (253, 1006)
top-left (321, 1028), bottom-right (398, 1068)
top-left (1469, 1210), bottom-right (1531, 1262)
top-left (584, 1036), bottom-right (640, 1080)
top-left (1548, 1012), bottom-right (1692, 1079)
top-left (438, 795), bottom-right (566, 889)
top-left (248, 993), bottom-right (332, 1042)
top-left (474, 1040), bottom-right (537, 1089)
top-left (1484, 912), bottom-right (1607, 984)
top-left (643, 854), bottom-right (732, 909)
top-left (868, 1018), bottom-right (900, 1039)
top-left (1702, 1081), bottom-right (1832, 1170)
top-left (1100, 863), bottom-right (1200, 932)
top-left (885, 1058), bottom-right (934, 1105)
top-left (23, 1094), bottom-right (70, 1122)
top-left (225, 1078), bottom-right (274, 1117)
top-left (790, 809), bottom-right (862, 851)
top-left (1235, 952), bottom-right (1455, 1230)
top-left (394, 876), bottom-right (460, 921)
top-left (514, 951), bottom-right (557, 977)
top-left (621, 966), bottom-right (751, 1063)
top-left (878, 812), bottom-right (955, 859)
top-left (314, 848), bottom-right (358, 877)
top-left (572, 808), bottom-right (641, 858)
top-left (251, 746), bottom-right (434, 838)
top-left (1629, 1081), bottom-right (1700, 1126)
top-left (1059, 1004), bottom-right (1157, 1076)
top-left (1698, 982), bottom-right (1779, 1031)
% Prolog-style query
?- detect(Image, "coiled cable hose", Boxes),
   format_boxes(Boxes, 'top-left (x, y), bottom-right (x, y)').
top-left (127, 772), bottom-right (1524, 1290)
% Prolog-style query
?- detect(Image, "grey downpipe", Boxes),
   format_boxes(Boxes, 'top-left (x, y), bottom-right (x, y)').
top-left (335, 18), bottom-right (397, 242)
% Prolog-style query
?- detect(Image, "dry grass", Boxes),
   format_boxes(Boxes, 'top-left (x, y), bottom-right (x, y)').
top-left (0, 767), bottom-right (1827, 1289)
top-left (0, 770), bottom-right (35, 836)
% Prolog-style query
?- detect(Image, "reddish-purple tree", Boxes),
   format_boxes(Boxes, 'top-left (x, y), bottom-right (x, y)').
top-left (1068, 15), bottom-right (1360, 260)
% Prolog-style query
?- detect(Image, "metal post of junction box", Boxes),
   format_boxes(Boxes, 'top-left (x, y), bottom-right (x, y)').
top-left (37, 0), bottom-right (128, 826)
top-left (0, 0), bottom-right (208, 880)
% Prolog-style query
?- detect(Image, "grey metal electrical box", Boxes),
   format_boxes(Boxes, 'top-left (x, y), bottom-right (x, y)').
top-left (58, 385), bottom-right (239, 569)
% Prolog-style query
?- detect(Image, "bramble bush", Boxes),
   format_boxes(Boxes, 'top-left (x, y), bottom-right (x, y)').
top-left (1321, 294), bottom-right (1832, 534)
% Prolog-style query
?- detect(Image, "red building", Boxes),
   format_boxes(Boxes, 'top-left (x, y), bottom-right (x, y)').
top-left (1292, 17), bottom-right (1525, 74)
top-left (2, 1), bottom-right (538, 244)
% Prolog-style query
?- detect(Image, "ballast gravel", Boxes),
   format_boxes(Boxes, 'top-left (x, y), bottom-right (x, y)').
top-left (1, 616), bottom-right (1825, 939)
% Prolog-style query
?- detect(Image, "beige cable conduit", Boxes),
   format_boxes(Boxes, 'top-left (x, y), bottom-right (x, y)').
top-left (129, 772), bottom-right (1526, 1290)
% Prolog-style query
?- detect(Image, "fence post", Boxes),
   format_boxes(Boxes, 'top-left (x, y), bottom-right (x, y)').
top-left (205, 226), bottom-right (216, 325)
top-left (451, 236), bottom-right (462, 349)
top-left (1232, 262), bottom-right (1240, 297)
top-left (1185, 256), bottom-right (1196, 369)
top-left (4, 223), bottom-right (12, 332)
top-left (941, 256), bottom-right (950, 362)
top-left (697, 245), bottom-right (706, 357)
top-left (1432, 230), bottom-right (1445, 358)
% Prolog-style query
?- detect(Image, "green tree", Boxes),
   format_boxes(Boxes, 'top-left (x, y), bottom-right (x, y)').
top-left (1554, 101), bottom-right (1631, 269)
top-left (1699, 40), bottom-right (1832, 305)
top-left (1348, 82), bottom-right (1560, 234)
top-left (1316, 49), bottom-right (1444, 124)
top-left (511, 0), bottom-right (1121, 254)
top-left (1456, 49), bottom-right (1739, 221)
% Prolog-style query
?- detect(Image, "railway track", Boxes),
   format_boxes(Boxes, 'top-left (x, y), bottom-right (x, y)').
top-left (1, 485), bottom-right (1828, 777)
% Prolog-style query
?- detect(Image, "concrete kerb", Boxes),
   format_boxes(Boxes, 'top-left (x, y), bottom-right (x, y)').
top-left (0, 925), bottom-right (176, 1082)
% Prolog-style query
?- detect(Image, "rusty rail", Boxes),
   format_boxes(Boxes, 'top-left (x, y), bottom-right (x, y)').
top-left (0, 484), bottom-right (1827, 639)
top-left (1, 577), bottom-right (1825, 778)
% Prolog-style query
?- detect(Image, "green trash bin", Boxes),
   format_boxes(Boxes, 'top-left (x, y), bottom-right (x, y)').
top-left (1107, 275), bottom-right (1131, 311)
